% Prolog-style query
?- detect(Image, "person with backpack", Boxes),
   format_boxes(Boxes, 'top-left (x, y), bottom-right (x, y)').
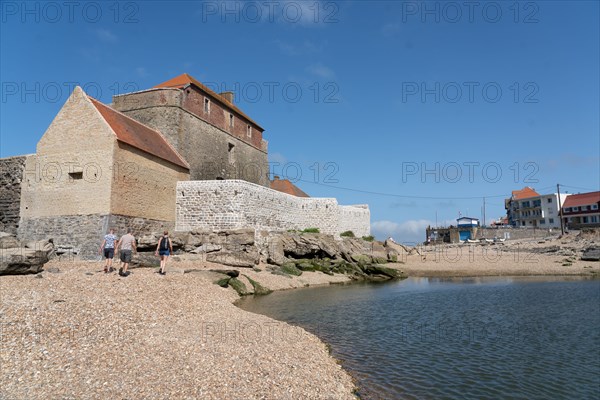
top-left (155, 231), bottom-right (173, 275)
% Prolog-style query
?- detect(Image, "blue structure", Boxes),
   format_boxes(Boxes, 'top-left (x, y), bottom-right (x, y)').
top-left (457, 217), bottom-right (479, 241)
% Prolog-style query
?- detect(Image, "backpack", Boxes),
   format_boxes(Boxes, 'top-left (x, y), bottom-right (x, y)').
top-left (160, 236), bottom-right (170, 251)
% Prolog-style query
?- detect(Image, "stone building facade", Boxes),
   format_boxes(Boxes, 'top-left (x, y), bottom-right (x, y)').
top-left (176, 180), bottom-right (370, 237)
top-left (15, 87), bottom-right (189, 251)
top-left (112, 74), bottom-right (269, 185)
top-left (1, 73), bottom-right (370, 253)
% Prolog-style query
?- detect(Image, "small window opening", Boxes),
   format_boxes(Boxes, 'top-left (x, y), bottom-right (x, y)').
top-left (69, 172), bottom-right (83, 180)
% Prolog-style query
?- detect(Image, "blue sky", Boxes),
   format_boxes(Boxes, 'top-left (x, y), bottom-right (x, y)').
top-left (1, 1), bottom-right (599, 243)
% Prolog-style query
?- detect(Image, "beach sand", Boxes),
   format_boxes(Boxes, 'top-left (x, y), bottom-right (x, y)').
top-left (1, 233), bottom-right (597, 399)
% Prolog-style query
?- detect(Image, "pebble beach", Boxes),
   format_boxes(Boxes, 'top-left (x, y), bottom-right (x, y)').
top-left (1, 233), bottom-right (598, 399)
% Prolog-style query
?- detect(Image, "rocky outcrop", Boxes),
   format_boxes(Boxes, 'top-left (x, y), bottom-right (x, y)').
top-left (0, 232), bottom-right (53, 275)
top-left (581, 247), bottom-right (600, 261)
top-left (258, 232), bottom-right (407, 281)
top-left (136, 229), bottom-right (259, 268)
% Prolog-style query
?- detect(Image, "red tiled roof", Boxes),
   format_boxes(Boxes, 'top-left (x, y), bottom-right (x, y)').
top-left (562, 191), bottom-right (600, 208)
top-left (270, 177), bottom-right (309, 197)
top-left (154, 73), bottom-right (264, 130)
top-left (89, 97), bottom-right (189, 170)
top-left (512, 187), bottom-right (540, 200)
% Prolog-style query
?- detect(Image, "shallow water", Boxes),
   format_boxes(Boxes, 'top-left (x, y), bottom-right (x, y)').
top-left (237, 276), bottom-right (600, 399)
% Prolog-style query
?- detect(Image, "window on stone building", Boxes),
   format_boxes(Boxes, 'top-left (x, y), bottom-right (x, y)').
top-left (247, 124), bottom-right (252, 138)
top-left (228, 143), bottom-right (235, 165)
top-left (204, 98), bottom-right (210, 113)
top-left (69, 171), bottom-right (83, 180)
top-left (229, 114), bottom-right (234, 128)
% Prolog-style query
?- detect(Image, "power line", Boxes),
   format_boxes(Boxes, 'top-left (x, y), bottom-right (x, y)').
top-left (292, 179), bottom-right (598, 201)
top-left (295, 178), bottom-right (509, 200)
top-left (560, 184), bottom-right (599, 192)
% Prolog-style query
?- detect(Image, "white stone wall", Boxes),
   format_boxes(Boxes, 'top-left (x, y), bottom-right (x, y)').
top-left (176, 180), bottom-right (370, 237)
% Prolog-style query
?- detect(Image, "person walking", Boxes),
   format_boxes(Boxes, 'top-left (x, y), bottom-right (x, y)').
top-left (99, 228), bottom-right (118, 273)
top-left (116, 228), bottom-right (136, 277)
top-left (155, 231), bottom-right (173, 275)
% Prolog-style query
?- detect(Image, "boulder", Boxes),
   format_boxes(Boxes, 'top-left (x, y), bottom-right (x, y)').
top-left (129, 252), bottom-right (161, 268)
top-left (0, 233), bottom-right (21, 249)
top-left (209, 269), bottom-right (240, 278)
top-left (191, 244), bottom-right (222, 254)
top-left (363, 264), bottom-right (406, 279)
top-left (0, 248), bottom-right (49, 275)
top-left (280, 262), bottom-right (303, 276)
top-left (206, 251), bottom-right (258, 268)
top-left (280, 232), bottom-right (340, 259)
top-left (581, 247), bottom-right (600, 262)
top-left (136, 233), bottom-right (185, 251)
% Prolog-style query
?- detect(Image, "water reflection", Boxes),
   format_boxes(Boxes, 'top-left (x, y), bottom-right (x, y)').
top-left (238, 277), bottom-right (600, 400)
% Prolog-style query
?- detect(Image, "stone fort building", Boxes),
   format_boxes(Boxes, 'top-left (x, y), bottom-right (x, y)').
top-left (1, 73), bottom-right (370, 253)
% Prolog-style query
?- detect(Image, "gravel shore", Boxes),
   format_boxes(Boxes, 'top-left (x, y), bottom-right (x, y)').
top-left (0, 261), bottom-right (356, 400)
top-left (1, 233), bottom-right (597, 399)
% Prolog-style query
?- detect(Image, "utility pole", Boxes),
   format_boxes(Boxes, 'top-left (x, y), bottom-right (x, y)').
top-left (557, 183), bottom-right (565, 235)
top-left (483, 197), bottom-right (486, 227)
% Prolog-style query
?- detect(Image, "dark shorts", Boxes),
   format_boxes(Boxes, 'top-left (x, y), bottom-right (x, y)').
top-left (103, 248), bottom-right (114, 259)
top-left (120, 250), bottom-right (132, 263)
top-left (159, 249), bottom-right (170, 256)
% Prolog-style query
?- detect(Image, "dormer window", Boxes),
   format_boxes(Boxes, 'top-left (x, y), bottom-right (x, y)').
top-left (247, 125), bottom-right (252, 138)
top-left (229, 114), bottom-right (234, 128)
top-left (204, 98), bottom-right (210, 113)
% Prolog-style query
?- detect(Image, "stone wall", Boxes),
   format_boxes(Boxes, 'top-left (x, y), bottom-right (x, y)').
top-left (20, 87), bottom-right (115, 219)
top-left (17, 213), bottom-right (173, 259)
top-left (477, 227), bottom-right (558, 240)
top-left (175, 180), bottom-right (370, 237)
top-left (112, 88), bottom-right (269, 186)
top-left (111, 142), bottom-right (189, 221)
top-left (0, 155), bottom-right (28, 234)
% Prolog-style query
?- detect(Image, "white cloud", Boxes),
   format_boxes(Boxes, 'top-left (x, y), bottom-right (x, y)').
top-left (95, 28), bottom-right (118, 43)
top-left (371, 219), bottom-right (433, 245)
top-left (306, 63), bottom-right (335, 79)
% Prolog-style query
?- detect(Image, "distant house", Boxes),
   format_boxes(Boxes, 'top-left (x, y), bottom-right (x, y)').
top-left (562, 191), bottom-right (600, 229)
top-left (457, 217), bottom-right (479, 241)
top-left (270, 176), bottom-right (309, 197)
top-left (505, 187), bottom-right (568, 228)
top-left (457, 217), bottom-right (479, 227)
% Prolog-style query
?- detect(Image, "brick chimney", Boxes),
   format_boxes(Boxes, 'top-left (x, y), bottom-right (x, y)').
top-left (220, 91), bottom-right (234, 103)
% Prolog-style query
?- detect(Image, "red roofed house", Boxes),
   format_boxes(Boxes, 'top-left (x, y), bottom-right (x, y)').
top-left (562, 191), bottom-right (600, 229)
top-left (111, 73), bottom-right (269, 186)
top-left (270, 176), bottom-right (309, 198)
top-left (505, 187), bottom-right (568, 228)
top-left (18, 86), bottom-right (190, 251)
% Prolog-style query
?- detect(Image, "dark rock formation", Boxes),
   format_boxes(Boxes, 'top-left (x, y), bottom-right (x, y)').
top-left (581, 247), bottom-right (600, 261)
top-left (0, 233), bottom-right (53, 275)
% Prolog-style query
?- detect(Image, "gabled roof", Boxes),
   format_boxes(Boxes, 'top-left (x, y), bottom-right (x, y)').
top-left (563, 191), bottom-right (600, 208)
top-left (89, 97), bottom-right (189, 170)
top-left (512, 187), bottom-right (540, 200)
top-left (270, 177), bottom-right (309, 197)
top-left (154, 73), bottom-right (264, 131)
